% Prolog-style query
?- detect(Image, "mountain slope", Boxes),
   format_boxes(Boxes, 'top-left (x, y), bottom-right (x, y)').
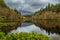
top-left (0, 0), bottom-right (21, 33)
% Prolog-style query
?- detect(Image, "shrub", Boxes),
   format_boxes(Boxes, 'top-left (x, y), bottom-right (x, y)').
top-left (0, 32), bottom-right (50, 40)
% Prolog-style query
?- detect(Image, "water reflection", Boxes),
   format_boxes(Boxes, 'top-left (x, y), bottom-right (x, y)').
top-left (10, 23), bottom-right (60, 40)
top-left (32, 19), bottom-right (60, 34)
top-left (21, 23), bottom-right (33, 27)
top-left (50, 33), bottom-right (60, 40)
top-left (11, 23), bottom-right (41, 33)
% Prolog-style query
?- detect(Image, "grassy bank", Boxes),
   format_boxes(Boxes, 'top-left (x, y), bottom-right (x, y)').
top-left (0, 32), bottom-right (50, 40)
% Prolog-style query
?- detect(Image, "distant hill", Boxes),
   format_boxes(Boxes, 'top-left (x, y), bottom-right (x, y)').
top-left (33, 4), bottom-right (60, 19)
top-left (19, 10), bottom-right (33, 15)
top-left (0, 0), bottom-right (21, 21)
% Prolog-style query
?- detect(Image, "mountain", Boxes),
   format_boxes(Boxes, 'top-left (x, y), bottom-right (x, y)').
top-left (19, 10), bottom-right (33, 15)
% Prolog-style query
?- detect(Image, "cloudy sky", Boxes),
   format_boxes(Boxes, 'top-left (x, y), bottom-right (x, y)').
top-left (5, 0), bottom-right (59, 15)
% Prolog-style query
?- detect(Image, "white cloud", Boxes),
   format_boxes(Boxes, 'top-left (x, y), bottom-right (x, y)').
top-left (11, 0), bottom-right (18, 3)
top-left (18, 0), bottom-right (25, 4)
top-left (40, 0), bottom-right (50, 3)
top-left (5, 0), bottom-right (18, 3)
top-left (5, 0), bottom-right (60, 15)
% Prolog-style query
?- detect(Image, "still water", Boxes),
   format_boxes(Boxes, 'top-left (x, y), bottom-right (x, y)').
top-left (10, 23), bottom-right (60, 40)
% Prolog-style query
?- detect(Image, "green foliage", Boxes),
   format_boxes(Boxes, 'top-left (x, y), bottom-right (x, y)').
top-left (56, 18), bottom-right (60, 21)
top-left (45, 4), bottom-right (60, 12)
top-left (24, 15), bottom-right (32, 17)
top-left (0, 0), bottom-right (9, 8)
top-left (0, 32), bottom-right (50, 40)
top-left (14, 9), bottom-right (21, 14)
top-left (0, 17), bottom-right (4, 21)
top-left (0, 32), bottom-right (5, 39)
top-left (34, 4), bottom-right (60, 15)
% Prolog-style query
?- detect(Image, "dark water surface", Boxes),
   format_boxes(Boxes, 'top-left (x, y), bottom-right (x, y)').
top-left (10, 23), bottom-right (60, 40)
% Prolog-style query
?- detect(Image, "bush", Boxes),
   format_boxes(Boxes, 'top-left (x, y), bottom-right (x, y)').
top-left (0, 32), bottom-right (50, 40)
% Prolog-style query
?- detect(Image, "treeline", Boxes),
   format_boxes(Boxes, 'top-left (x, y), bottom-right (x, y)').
top-left (34, 4), bottom-right (60, 15)
top-left (24, 14), bottom-right (34, 17)
top-left (0, 0), bottom-right (9, 8)
top-left (14, 9), bottom-right (21, 15)
top-left (45, 4), bottom-right (60, 12)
